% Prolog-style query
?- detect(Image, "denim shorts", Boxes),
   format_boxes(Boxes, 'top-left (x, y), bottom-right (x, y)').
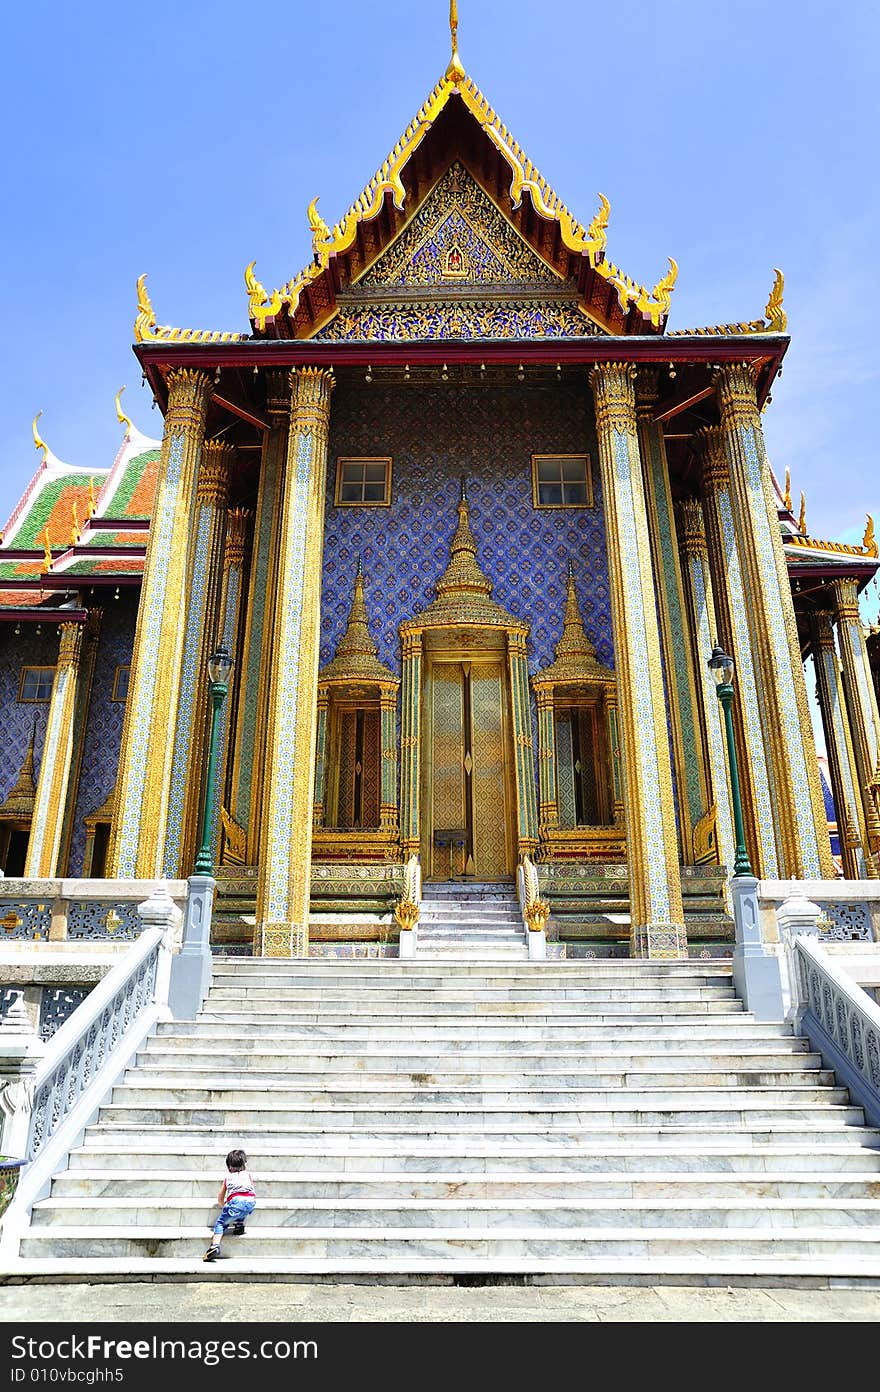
top-left (213, 1196), bottom-right (256, 1237)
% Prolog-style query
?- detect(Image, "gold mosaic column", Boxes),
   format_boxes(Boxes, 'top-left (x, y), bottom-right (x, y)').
top-left (535, 687), bottom-right (558, 828)
top-left (716, 364), bottom-right (833, 878)
top-left (678, 498), bottom-right (737, 873)
top-left (110, 368), bottom-right (211, 878)
top-left (57, 607), bottom-right (102, 875)
top-left (254, 368), bottom-right (334, 957)
top-left (379, 684), bottom-right (399, 835)
top-left (507, 630), bottom-right (539, 857)
top-left (164, 440), bottom-right (233, 877)
top-left (399, 630), bottom-right (423, 856)
top-left (589, 363), bottom-right (686, 958)
top-left (699, 426), bottom-right (777, 878)
top-left (24, 622), bottom-right (84, 877)
top-left (231, 371), bottom-right (288, 857)
top-left (208, 507), bottom-right (252, 861)
top-left (811, 609), bottom-right (874, 878)
top-left (313, 688), bottom-right (329, 828)
top-left (832, 577), bottom-right (880, 866)
top-left (637, 374), bottom-right (708, 860)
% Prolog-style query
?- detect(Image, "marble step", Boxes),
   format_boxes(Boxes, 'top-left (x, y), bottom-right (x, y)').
top-left (210, 968), bottom-right (729, 979)
top-left (67, 1138), bottom-right (880, 1173)
top-left (48, 1169), bottom-right (880, 1201)
top-left (207, 971), bottom-right (735, 988)
top-left (205, 985), bottom-right (737, 1003)
top-left (195, 1002), bottom-right (747, 1021)
top-left (18, 1226), bottom-right (880, 1262)
top-left (136, 1046), bottom-right (817, 1070)
top-left (28, 1196), bottom-right (880, 1231)
top-left (92, 1098), bottom-right (861, 1129)
top-left (126, 1060), bottom-right (829, 1087)
top-left (154, 1020), bottom-right (794, 1044)
top-left (112, 1073), bottom-right (840, 1106)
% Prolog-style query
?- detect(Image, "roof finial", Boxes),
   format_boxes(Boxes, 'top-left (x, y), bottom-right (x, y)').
top-left (32, 411), bottom-right (48, 462)
top-left (446, 0), bottom-right (466, 83)
top-left (115, 386), bottom-right (133, 434)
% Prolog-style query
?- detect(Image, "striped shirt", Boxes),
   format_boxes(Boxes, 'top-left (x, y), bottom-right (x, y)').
top-left (223, 1169), bottom-right (256, 1201)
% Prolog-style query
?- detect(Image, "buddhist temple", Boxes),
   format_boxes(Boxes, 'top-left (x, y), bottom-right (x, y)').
top-left (2, 5), bottom-right (880, 964)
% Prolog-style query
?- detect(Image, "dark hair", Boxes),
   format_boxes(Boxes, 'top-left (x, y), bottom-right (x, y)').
top-left (226, 1149), bottom-right (248, 1172)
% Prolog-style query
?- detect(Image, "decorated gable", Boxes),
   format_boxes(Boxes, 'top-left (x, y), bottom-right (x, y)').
top-left (316, 161), bottom-right (605, 342)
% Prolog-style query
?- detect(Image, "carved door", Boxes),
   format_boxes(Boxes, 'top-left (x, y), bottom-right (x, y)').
top-left (424, 660), bottom-right (511, 880)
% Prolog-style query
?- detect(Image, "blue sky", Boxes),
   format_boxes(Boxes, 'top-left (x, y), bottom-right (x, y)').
top-left (1, 0), bottom-right (878, 640)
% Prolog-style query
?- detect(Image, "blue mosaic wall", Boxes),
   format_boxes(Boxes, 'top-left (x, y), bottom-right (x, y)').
top-left (0, 626), bottom-right (55, 805)
top-left (68, 593), bottom-right (138, 874)
top-left (321, 381), bottom-right (612, 675)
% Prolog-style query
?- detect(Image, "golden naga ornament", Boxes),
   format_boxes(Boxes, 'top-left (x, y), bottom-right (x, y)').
top-left (115, 386), bottom-right (132, 433)
top-left (863, 514), bottom-right (878, 558)
top-left (783, 468), bottom-right (793, 511)
top-left (135, 272), bottom-right (246, 344)
top-left (32, 411), bottom-right (48, 461)
top-left (244, 261), bottom-right (282, 330)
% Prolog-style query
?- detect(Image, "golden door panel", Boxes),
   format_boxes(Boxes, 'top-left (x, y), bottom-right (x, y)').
top-left (425, 660), bottom-right (510, 880)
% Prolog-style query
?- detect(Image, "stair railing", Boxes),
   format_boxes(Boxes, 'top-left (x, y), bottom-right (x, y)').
top-left (789, 931), bottom-right (880, 1128)
top-left (0, 884), bottom-right (179, 1257)
top-left (517, 855), bottom-right (550, 961)
top-left (395, 854), bottom-right (422, 960)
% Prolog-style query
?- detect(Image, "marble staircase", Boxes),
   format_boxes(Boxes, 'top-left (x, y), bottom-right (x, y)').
top-left (417, 883), bottom-right (529, 959)
top-left (11, 958), bottom-right (880, 1281)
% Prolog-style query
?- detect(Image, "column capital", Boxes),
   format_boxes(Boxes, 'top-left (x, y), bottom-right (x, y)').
top-left (635, 367), bottom-right (662, 411)
top-left (833, 575), bottom-right (861, 622)
top-left (678, 497), bottom-right (707, 557)
top-left (813, 609), bottom-right (838, 650)
top-left (696, 425), bottom-right (728, 490)
top-left (265, 369), bottom-right (292, 416)
top-left (715, 361), bottom-right (762, 430)
top-left (197, 440), bottom-right (234, 507)
top-left (291, 367), bottom-right (335, 442)
top-left (165, 368), bottom-right (212, 436)
top-left (57, 621), bottom-right (84, 670)
top-left (224, 508), bottom-right (252, 568)
top-left (589, 362), bottom-right (638, 434)
top-left (402, 629), bottom-right (423, 657)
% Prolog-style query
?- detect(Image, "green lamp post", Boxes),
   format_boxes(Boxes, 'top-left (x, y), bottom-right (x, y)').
top-left (708, 643), bottom-right (753, 878)
top-left (193, 642), bottom-right (234, 877)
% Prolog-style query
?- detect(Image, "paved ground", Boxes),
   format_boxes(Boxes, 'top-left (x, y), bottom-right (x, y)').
top-left (1, 1281), bottom-right (879, 1322)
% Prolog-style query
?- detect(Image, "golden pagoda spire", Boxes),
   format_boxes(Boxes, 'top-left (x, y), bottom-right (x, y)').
top-left (115, 386), bottom-right (133, 434)
top-left (536, 562), bottom-right (612, 685)
top-left (32, 411), bottom-right (48, 462)
top-left (318, 557), bottom-right (397, 684)
top-left (0, 721), bottom-right (38, 818)
top-left (434, 477), bottom-right (493, 601)
top-left (446, 0), bottom-right (466, 83)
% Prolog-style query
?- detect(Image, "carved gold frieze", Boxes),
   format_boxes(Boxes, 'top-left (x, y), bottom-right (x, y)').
top-left (590, 363), bottom-right (638, 435)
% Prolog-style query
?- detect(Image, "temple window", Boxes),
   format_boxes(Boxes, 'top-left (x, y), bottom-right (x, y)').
top-left (532, 454), bottom-right (592, 508)
top-left (111, 665), bottom-right (131, 702)
top-left (334, 457), bottom-right (393, 506)
top-left (18, 667), bottom-right (55, 702)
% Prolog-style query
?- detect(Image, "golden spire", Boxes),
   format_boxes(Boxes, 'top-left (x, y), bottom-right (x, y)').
top-left (0, 721), bottom-right (38, 818)
top-left (115, 386), bottom-right (132, 433)
top-left (318, 558), bottom-right (397, 684)
top-left (783, 468), bottom-right (793, 512)
top-left (32, 411), bottom-right (48, 462)
top-left (798, 491), bottom-right (807, 535)
top-left (434, 477), bottom-right (493, 601)
top-left (446, 0), bottom-right (465, 83)
top-left (535, 563), bottom-right (613, 685)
